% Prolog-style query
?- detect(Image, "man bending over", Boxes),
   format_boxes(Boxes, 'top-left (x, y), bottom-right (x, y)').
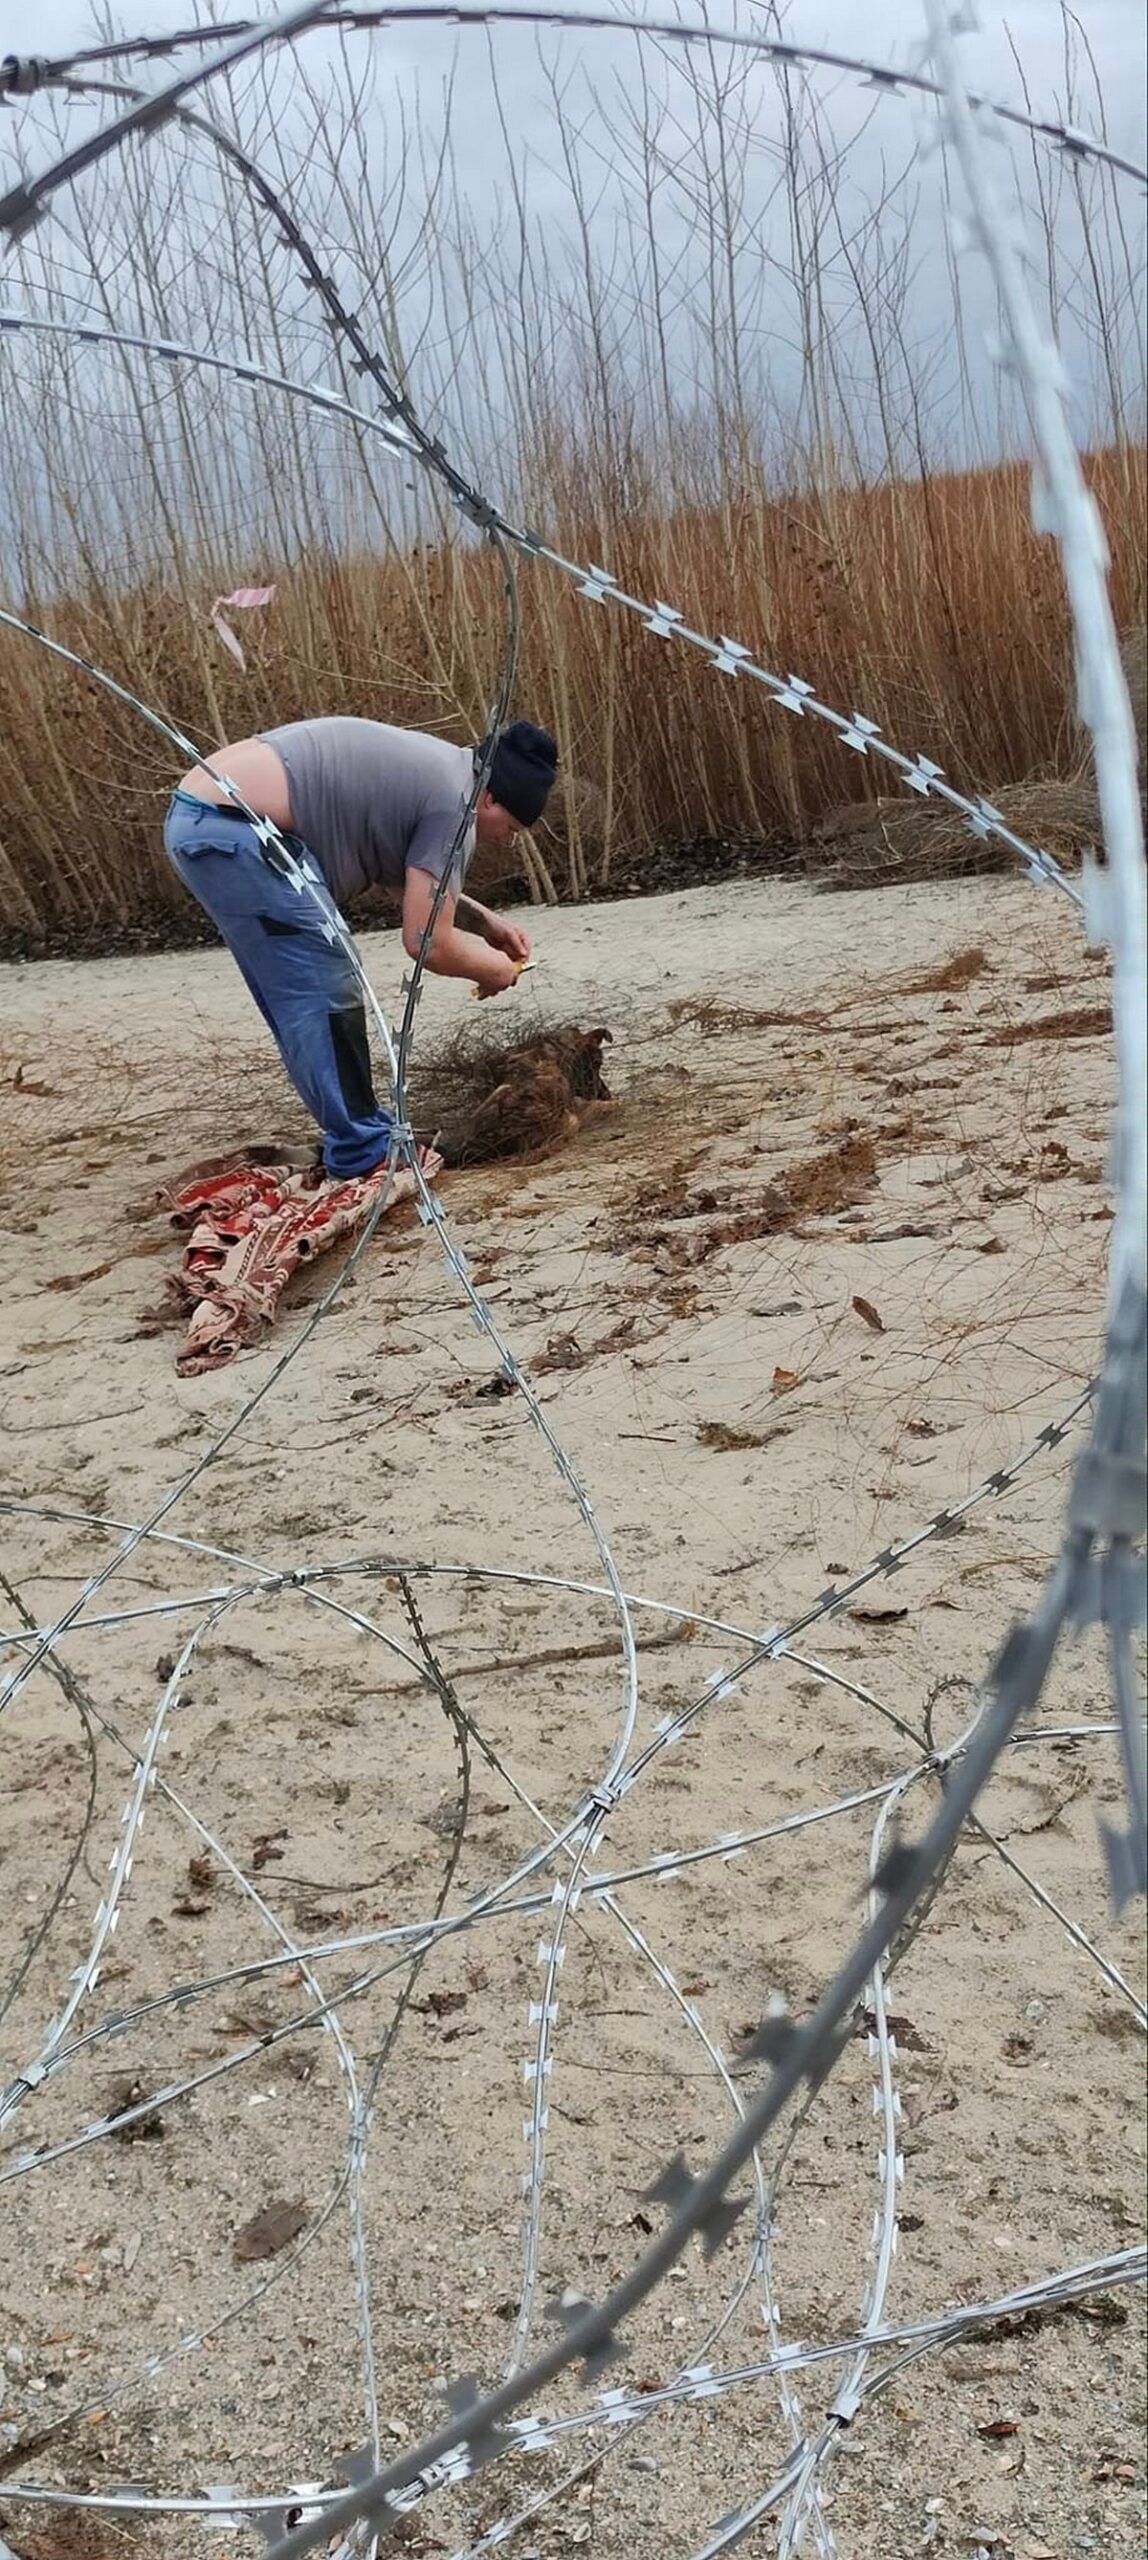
top-left (163, 715), bottom-right (558, 1178)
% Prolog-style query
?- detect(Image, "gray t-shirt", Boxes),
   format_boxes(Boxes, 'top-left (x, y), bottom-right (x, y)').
top-left (261, 718), bottom-right (476, 907)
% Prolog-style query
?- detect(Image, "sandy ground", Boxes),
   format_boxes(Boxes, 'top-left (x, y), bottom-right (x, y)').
top-left (0, 872), bottom-right (1143, 2560)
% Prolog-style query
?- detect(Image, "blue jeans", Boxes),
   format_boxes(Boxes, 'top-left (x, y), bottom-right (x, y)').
top-left (163, 792), bottom-right (393, 1178)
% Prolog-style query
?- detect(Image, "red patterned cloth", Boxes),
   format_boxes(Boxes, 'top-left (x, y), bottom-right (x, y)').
top-left (158, 1148), bottom-right (400, 1374)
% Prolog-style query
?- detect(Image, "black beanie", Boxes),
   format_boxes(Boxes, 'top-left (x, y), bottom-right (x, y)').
top-left (487, 720), bottom-right (559, 826)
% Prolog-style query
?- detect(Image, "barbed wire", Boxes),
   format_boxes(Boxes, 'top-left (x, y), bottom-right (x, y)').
top-left (0, 1365), bottom-right (1107, 2114)
top-left (2, 9), bottom-right (1145, 191)
top-left (1, 2244), bottom-right (1141, 2531)
top-left (0, 1435), bottom-right (1139, 2547)
top-left (923, 0), bottom-right (1145, 1903)
top-left (7, 1424), bottom-right (1120, 2174)
top-left (0, 4), bottom-right (1143, 2555)
top-left (0, 1361), bottom-right (1139, 2526)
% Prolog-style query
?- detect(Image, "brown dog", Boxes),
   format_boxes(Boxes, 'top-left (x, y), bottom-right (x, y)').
top-left (435, 1027), bottom-right (613, 1165)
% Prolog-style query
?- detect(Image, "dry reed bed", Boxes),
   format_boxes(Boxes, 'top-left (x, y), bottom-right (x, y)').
top-left (1, 447), bottom-right (1143, 947)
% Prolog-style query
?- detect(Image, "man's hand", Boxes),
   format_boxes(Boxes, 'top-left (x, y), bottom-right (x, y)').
top-left (476, 952), bottom-right (521, 999)
top-left (481, 910), bottom-right (532, 964)
top-left (404, 873), bottom-right (533, 996)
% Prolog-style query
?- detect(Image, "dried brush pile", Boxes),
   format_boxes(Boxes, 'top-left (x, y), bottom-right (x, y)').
top-left (804, 777), bottom-right (1102, 892)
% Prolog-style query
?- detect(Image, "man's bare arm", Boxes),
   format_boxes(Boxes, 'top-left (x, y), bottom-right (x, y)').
top-left (402, 869), bottom-right (515, 993)
top-left (455, 893), bottom-right (532, 963)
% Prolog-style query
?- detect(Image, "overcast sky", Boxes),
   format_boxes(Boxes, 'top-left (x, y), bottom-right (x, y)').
top-left (7, 6), bottom-right (1143, 329)
top-left (14, 0), bottom-right (1145, 153)
top-left (1, 2), bottom-right (1144, 570)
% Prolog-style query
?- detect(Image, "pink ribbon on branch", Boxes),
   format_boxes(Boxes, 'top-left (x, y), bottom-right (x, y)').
top-left (209, 584), bottom-right (277, 670)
